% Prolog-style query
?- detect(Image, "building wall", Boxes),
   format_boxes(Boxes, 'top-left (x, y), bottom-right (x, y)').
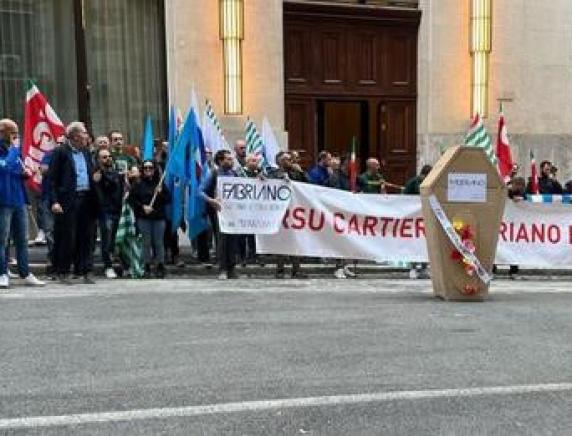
top-left (418, 0), bottom-right (572, 181)
top-left (165, 0), bottom-right (285, 147)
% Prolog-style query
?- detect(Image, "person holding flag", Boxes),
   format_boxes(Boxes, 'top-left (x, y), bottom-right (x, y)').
top-left (0, 119), bottom-right (45, 289)
top-left (128, 160), bottom-right (170, 278)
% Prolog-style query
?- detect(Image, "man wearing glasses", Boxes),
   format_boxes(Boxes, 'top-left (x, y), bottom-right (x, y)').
top-left (0, 119), bottom-right (45, 288)
top-left (49, 121), bottom-right (97, 285)
top-left (93, 148), bottom-right (125, 279)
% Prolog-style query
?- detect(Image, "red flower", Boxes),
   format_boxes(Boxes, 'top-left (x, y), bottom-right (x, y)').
top-left (450, 249), bottom-right (463, 261)
top-left (462, 284), bottom-right (478, 295)
top-left (460, 225), bottom-right (474, 240)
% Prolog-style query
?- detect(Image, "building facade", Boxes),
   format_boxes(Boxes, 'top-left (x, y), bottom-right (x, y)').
top-left (1, 0), bottom-right (572, 183)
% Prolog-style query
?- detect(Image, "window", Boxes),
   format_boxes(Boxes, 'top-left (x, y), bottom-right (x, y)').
top-left (0, 0), bottom-right (166, 143)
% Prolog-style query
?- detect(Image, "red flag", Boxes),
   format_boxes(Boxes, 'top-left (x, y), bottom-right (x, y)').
top-left (529, 150), bottom-right (539, 194)
top-left (496, 104), bottom-right (513, 182)
top-left (22, 81), bottom-right (65, 192)
top-left (349, 137), bottom-right (357, 193)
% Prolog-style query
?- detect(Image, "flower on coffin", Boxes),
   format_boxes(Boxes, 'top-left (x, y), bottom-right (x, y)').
top-left (453, 219), bottom-right (464, 232)
top-left (449, 221), bottom-right (479, 295)
top-left (463, 284), bottom-right (478, 295)
top-left (462, 239), bottom-right (476, 253)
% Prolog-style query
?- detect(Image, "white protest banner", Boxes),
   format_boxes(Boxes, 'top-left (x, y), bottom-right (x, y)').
top-left (495, 200), bottom-right (572, 267)
top-left (256, 182), bottom-right (428, 262)
top-left (256, 182), bottom-right (572, 268)
top-left (217, 177), bottom-right (292, 234)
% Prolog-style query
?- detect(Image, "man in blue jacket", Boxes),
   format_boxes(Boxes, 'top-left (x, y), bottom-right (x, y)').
top-left (0, 119), bottom-right (45, 288)
top-left (307, 150), bottom-right (332, 186)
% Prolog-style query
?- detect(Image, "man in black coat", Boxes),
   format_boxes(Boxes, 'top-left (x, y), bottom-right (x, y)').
top-left (49, 121), bottom-right (98, 284)
top-left (93, 147), bottom-right (125, 279)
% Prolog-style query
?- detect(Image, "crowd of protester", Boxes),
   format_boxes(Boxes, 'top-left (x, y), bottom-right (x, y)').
top-left (3, 115), bottom-right (572, 288)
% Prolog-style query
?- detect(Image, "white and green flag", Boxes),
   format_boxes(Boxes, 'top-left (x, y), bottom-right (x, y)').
top-left (464, 113), bottom-right (497, 165)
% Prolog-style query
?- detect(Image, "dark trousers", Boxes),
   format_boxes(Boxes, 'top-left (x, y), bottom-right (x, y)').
top-left (164, 220), bottom-right (179, 262)
top-left (196, 228), bottom-right (211, 263)
top-left (99, 213), bottom-right (119, 268)
top-left (53, 194), bottom-right (95, 276)
top-left (218, 233), bottom-right (238, 274)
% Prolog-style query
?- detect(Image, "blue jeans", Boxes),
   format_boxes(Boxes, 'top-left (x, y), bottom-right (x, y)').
top-left (137, 219), bottom-right (166, 265)
top-left (0, 205), bottom-right (30, 277)
top-left (99, 213), bottom-right (119, 268)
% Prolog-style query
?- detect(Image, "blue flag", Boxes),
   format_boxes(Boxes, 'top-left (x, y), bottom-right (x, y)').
top-left (165, 104), bottom-right (195, 232)
top-left (186, 109), bottom-right (209, 240)
top-left (165, 106), bottom-right (177, 191)
top-left (142, 116), bottom-right (154, 161)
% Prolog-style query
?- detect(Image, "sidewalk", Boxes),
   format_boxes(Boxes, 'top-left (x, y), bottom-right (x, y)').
top-left (15, 244), bottom-right (572, 280)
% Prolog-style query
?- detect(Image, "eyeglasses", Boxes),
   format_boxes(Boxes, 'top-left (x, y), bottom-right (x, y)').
top-left (111, 137), bottom-right (123, 142)
top-left (143, 166), bottom-right (154, 170)
top-left (100, 155), bottom-right (111, 160)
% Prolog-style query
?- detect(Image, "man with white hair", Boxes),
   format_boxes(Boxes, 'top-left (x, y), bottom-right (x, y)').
top-left (49, 121), bottom-right (98, 284)
top-left (0, 119), bottom-right (45, 288)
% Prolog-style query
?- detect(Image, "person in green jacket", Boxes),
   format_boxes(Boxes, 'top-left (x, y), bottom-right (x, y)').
top-left (358, 158), bottom-right (385, 193)
top-left (403, 164), bottom-right (432, 195)
top-left (403, 164), bottom-right (432, 279)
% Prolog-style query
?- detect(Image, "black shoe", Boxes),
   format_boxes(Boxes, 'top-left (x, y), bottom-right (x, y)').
top-left (228, 270), bottom-right (239, 279)
top-left (143, 264), bottom-right (152, 279)
top-left (82, 275), bottom-right (96, 285)
top-left (156, 264), bottom-right (166, 279)
top-left (292, 270), bottom-right (308, 279)
top-left (275, 269), bottom-right (285, 279)
top-left (58, 275), bottom-right (74, 286)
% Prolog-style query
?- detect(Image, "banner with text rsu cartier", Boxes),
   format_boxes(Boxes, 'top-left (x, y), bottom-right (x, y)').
top-left (255, 181), bottom-right (572, 268)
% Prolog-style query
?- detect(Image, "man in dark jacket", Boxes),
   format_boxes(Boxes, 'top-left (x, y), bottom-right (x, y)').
top-left (93, 147), bottom-right (125, 279)
top-left (201, 149), bottom-right (240, 279)
top-left (0, 119), bottom-right (45, 288)
top-left (403, 164), bottom-right (432, 195)
top-left (267, 151), bottom-right (308, 279)
top-left (49, 121), bottom-right (98, 284)
top-left (307, 150), bottom-right (332, 186)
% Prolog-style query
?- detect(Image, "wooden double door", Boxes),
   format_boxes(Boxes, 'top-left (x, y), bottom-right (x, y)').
top-left (284, 2), bottom-right (420, 186)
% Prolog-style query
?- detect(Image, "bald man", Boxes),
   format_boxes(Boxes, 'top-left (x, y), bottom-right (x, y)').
top-left (358, 158), bottom-right (386, 194)
top-left (0, 119), bottom-right (45, 288)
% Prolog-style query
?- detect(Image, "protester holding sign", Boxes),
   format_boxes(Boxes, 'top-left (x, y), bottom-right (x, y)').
top-left (267, 151), bottom-right (308, 279)
top-left (201, 149), bottom-right (240, 280)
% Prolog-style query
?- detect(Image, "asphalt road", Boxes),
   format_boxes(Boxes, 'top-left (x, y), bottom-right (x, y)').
top-left (1, 278), bottom-right (571, 435)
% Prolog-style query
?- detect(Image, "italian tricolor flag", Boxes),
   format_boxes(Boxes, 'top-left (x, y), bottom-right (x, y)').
top-left (22, 80), bottom-right (65, 191)
top-left (529, 150), bottom-right (539, 194)
top-left (349, 137), bottom-right (358, 193)
top-left (496, 103), bottom-right (514, 183)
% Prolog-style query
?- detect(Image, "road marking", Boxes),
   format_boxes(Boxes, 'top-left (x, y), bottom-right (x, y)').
top-left (1, 383), bottom-right (572, 429)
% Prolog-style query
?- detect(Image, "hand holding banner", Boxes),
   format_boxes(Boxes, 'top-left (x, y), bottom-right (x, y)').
top-left (217, 177), bottom-right (292, 234)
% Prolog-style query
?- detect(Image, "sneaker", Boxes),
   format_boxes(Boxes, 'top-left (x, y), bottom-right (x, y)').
top-left (34, 230), bottom-right (47, 245)
top-left (23, 274), bottom-right (45, 287)
top-left (203, 262), bottom-right (213, 270)
top-left (343, 265), bottom-right (356, 278)
top-left (409, 268), bottom-right (419, 279)
top-left (0, 274), bottom-right (9, 288)
top-left (105, 268), bottom-right (117, 279)
top-left (218, 272), bottom-right (228, 280)
top-left (82, 275), bottom-right (96, 285)
top-left (8, 269), bottom-right (18, 280)
top-left (334, 268), bottom-right (347, 279)
top-left (176, 260), bottom-right (185, 268)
